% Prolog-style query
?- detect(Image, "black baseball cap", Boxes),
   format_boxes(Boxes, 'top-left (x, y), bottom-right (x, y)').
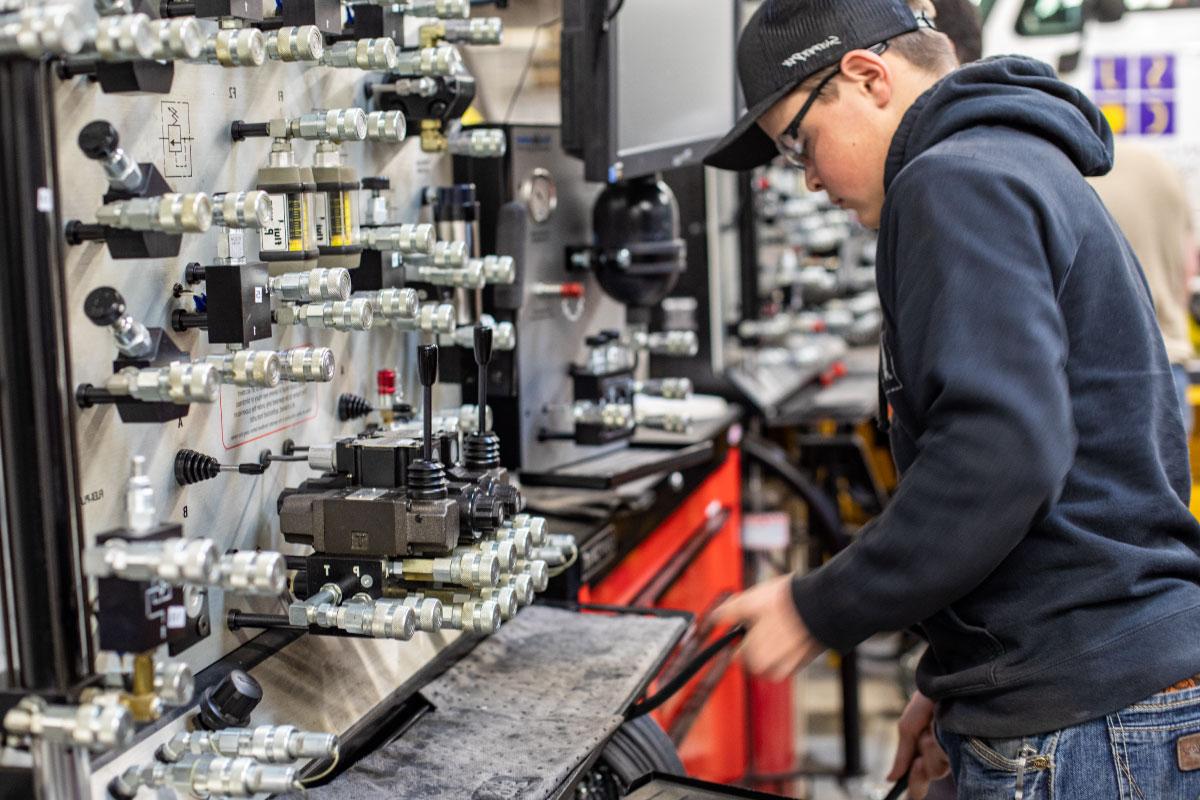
top-left (704, 0), bottom-right (923, 171)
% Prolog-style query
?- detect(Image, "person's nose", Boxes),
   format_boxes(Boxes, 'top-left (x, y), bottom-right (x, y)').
top-left (804, 165), bottom-right (823, 193)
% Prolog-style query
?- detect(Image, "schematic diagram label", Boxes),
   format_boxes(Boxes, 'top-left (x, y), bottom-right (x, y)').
top-left (219, 382), bottom-right (318, 450)
top-left (159, 100), bottom-right (194, 178)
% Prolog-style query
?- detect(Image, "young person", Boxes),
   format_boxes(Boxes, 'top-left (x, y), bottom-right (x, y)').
top-left (707, 1), bottom-right (1200, 796)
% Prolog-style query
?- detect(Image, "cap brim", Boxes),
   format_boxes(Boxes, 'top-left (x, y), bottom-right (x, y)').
top-left (703, 81), bottom-right (796, 171)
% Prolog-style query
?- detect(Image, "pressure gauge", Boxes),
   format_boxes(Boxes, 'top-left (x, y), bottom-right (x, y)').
top-left (520, 168), bottom-right (557, 224)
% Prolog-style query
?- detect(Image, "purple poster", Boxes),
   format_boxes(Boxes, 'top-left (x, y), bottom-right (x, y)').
top-left (1093, 56), bottom-right (1128, 92)
top-left (1139, 55), bottom-right (1175, 90)
top-left (1138, 99), bottom-right (1175, 136)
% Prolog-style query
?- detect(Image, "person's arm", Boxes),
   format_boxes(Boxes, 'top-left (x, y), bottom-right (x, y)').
top-left (1182, 228), bottom-right (1198, 292)
top-left (791, 155), bottom-right (1077, 652)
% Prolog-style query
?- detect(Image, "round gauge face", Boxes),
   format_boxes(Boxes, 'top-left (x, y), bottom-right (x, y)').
top-left (520, 168), bottom-right (558, 224)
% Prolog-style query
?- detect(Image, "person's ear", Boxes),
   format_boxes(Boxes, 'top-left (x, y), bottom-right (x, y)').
top-left (840, 50), bottom-right (892, 107)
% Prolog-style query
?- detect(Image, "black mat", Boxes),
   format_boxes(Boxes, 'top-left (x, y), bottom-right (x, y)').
top-left (288, 606), bottom-right (688, 800)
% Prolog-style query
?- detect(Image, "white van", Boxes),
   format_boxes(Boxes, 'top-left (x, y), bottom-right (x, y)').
top-left (981, 0), bottom-right (1200, 226)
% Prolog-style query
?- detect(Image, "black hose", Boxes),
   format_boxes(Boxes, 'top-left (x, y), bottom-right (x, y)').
top-left (883, 774), bottom-right (910, 800)
top-left (741, 432), bottom-right (853, 554)
top-left (625, 626), bottom-right (745, 720)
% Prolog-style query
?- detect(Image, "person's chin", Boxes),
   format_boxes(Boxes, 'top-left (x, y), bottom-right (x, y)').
top-left (853, 207), bottom-right (881, 230)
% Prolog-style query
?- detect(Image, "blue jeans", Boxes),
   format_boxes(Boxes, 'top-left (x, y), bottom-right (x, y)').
top-left (937, 683), bottom-right (1200, 799)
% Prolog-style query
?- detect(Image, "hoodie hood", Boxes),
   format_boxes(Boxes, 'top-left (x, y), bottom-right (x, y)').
top-left (884, 56), bottom-right (1114, 191)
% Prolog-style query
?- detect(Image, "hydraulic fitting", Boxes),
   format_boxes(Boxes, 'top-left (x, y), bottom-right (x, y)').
top-left (393, 302), bottom-right (456, 335)
top-left (205, 350), bottom-right (281, 389)
top-left (158, 725), bottom-right (337, 764)
top-left (83, 536), bottom-right (217, 585)
top-left (201, 27), bottom-right (266, 67)
top-left (0, 5), bottom-right (85, 58)
top-left (393, 45), bottom-right (461, 76)
top-left (102, 362), bottom-right (219, 405)
top-left (636, 329), bottom-right (700, 357)
top-left (212, 191), bottom-right (272, 230)
top-left (365, 110), bottom-right (406, 142)
top-left (447, 128), bottom-right (506, 158)
top-left (265, 25), bottom-right (324, 62)
top-left (269, 268), bottom-right (352, 303)
top-left (147, 17), bottom-right (203, 61)
top-left (214, 551), bottom-right (287, 595)
top-left (440, 597), bottom-right (501, 634)
top-left (4, 695), bottom-right (133, 753)
top-left (276, 347), bottom-right (336, 382)
top-left (360, 224), bottom-right (436, 255)
top-left (391, 550), bottom-right (499, 588)
top-left (275, 299), bottom-right (374, 331)
top-left (311, 599), bottom-right (417, 641)
top-left (113, 755), bottom-right (298, 799)
top-left (93, 13), bottom-right (156, 62)
top-left (409, 239), bottom-right (469, 270)
top-left (320, 38), bottom-right (397, 70)
top-left (94, 193), bottom-right (213, 234)
top-left (394, 595), bottom-right (444, 633)
top-left (415, 260), bottom-right (484, 289)
top-left (358, 288), bottom-right (420, 325)
top-left (401, 0), bottom-right (469, 19)
top-left (475, 254), bottom-right (515, 285)
top-left (449, 317), bottom-right (515, 351)
top-left (438, 17), bottom-right (503, 45)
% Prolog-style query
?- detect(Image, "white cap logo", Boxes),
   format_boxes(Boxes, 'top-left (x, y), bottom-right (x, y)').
top-left (781, 35), bottom-right (841, 68)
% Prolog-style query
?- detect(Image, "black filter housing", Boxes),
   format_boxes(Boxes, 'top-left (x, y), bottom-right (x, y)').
top-left (591, 176), bottom-right (686, 310)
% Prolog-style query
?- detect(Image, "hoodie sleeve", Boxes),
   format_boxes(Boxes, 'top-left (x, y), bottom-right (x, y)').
top-left (790, 154), bottom-right (1076, 653)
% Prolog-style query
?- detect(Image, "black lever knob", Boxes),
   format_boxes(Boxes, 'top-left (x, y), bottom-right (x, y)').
top-left (84, 286), bottom-right (126, 327)
top-left (78, 120), bottom-right (120, 161)
top-left (337, 393), bottom-right (373, 421)
top-left (419, 344), bottom-right (439, 388)
top-left (197, 669), bottom-right (262, 731)
top-left (174, 449), bottom-right (220, 486)
top-left (419, 345), bottom-right (438, 462)
top-left (473, 324), bottom-right (493, 367)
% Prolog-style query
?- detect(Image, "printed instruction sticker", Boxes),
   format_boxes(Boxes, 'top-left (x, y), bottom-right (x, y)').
top-left (219, 382), bottom-right (318, 450)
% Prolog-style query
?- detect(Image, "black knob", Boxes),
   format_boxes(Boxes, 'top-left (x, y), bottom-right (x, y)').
top-left (174, 449), bottom-right (220, 486)
top-left (463, 487), bottom-right (504, 533)
top-left (229, 120), bottom-right (271, 142)
top-left (419, 345), bottom-right (439, 388)
top-left (492, 482), bottom-right (522, 515)
top-left (585, 334), bottom-right (607, 347)
top-left (84, 286), bottom-right (125, 327)
top-left (337, 393), bottom-right (373, 421)
top-left (600, 329), bottom-right (621, 341)
top-left (473, 324), bottom-right (493, 367)
top-left (196, 669), bottom-right (262, 731)
top-left (360, 176), bottom-right (390, 191)
top-left (78, 120), bottom-right (119, 160)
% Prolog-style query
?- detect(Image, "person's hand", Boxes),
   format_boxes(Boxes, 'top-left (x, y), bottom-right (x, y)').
top-left (887, 690), bottom-right (950, 799)
top-left (711, 574), bottom-right (825, 680)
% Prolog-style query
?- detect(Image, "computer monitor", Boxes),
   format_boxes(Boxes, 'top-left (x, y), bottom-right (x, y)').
top-left (561, 0), bottom-right (739, 184)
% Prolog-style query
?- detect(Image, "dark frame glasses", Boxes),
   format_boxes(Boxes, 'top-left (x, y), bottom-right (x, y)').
top-left (774, 40), bottom-right (891, 170)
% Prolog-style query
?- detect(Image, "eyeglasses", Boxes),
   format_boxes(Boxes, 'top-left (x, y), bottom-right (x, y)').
top-left (774, 41), bottom-right (890, 170)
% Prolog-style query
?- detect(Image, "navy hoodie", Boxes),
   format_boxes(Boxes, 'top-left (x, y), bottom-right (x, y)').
top-left (790, 56), bottom-right (1200, 737)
